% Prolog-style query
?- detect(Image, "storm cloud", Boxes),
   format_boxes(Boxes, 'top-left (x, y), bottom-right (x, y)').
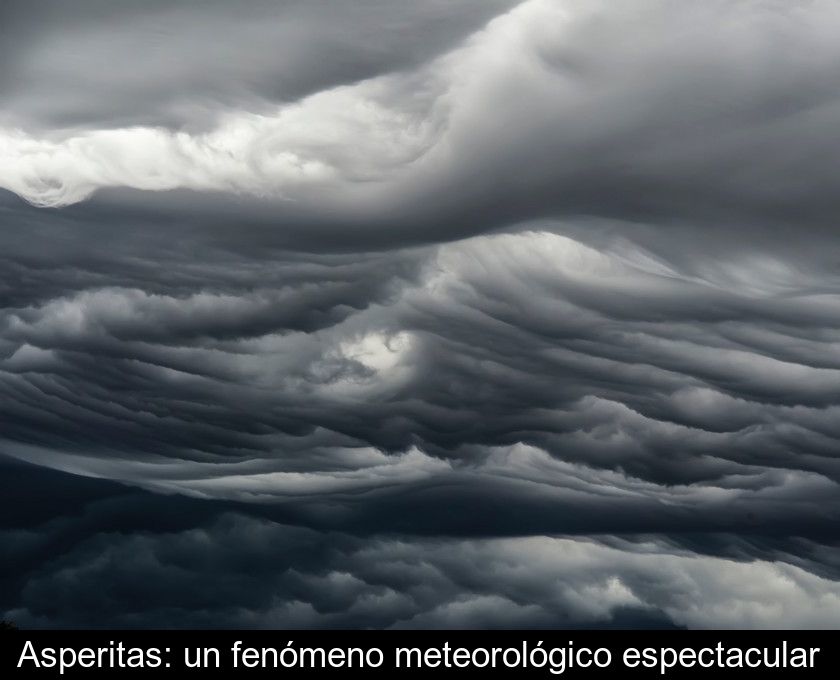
top-left (2, 0), bottom-right (840, 629)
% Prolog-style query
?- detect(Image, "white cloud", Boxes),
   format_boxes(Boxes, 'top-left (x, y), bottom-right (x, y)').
top-left (11, 0), bottom-right (840, 211)
top-left (0, 81), bottom-right (437, 207)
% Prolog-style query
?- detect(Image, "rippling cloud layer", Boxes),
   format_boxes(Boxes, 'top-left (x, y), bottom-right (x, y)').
top-left (2, 0), bottom-right (840, 629)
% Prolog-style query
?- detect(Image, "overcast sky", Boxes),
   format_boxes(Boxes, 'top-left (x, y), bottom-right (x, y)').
top-left (2, 0), bottom-right (840, 629)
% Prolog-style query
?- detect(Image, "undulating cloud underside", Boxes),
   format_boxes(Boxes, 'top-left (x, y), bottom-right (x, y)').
top-left (2, 0), bottom-right (840, 629)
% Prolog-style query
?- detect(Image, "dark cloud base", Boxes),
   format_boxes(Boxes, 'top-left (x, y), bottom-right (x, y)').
top-left (5, 456), bottom-right (838, 630)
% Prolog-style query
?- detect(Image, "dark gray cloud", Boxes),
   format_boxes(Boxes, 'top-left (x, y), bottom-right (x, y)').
top-left (2, 0), bottom-right (840, 629)
top-left (0, 0), bottom-right (517, 130)
top-left (2, 458), bottom-right (838, 629)
top-left (6, 0), bottom-right (840, 241)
